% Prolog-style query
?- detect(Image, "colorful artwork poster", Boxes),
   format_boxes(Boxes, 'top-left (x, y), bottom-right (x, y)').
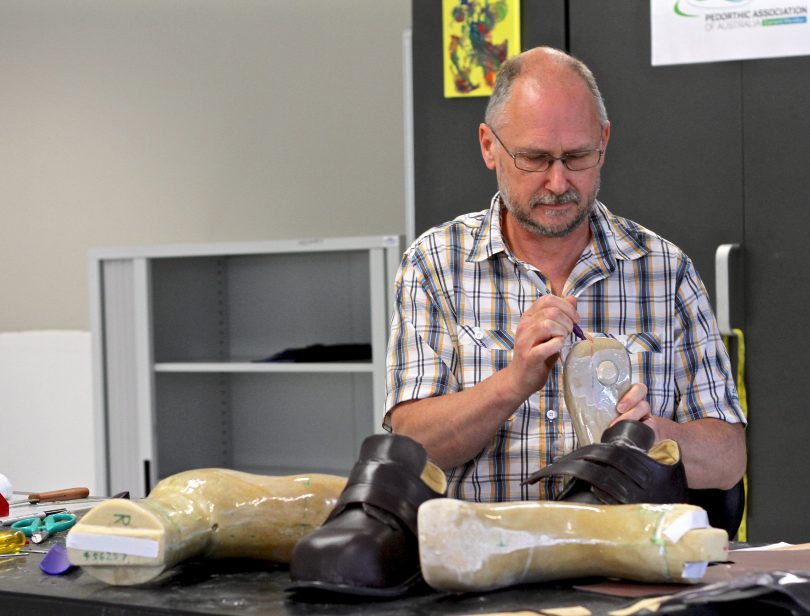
top-left (442, 0), bottom-right (521, 98)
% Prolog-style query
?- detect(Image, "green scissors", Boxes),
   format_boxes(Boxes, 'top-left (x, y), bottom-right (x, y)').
top-left (11, 512), bottom-right (77, 543)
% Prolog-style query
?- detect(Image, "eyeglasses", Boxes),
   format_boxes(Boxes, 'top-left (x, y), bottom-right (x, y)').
top-left (487, 125), bottom-right (604, 173)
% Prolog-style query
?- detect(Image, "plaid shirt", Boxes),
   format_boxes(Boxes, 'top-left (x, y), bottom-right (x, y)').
top-left (384, 194), bottom-right (746, 502)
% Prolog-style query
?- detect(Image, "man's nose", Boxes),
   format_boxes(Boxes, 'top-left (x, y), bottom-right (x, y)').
top-left (543, 159), bottom-right (570, 194)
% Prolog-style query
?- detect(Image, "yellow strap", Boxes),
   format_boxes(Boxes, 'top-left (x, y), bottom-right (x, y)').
top-left (724, 328), bottom-right (748, 542)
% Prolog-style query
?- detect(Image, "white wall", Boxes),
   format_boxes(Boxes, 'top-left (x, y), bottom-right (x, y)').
top-left (0, 0), bottom-right (411, 331)
top-left (0, 331), bottom-right (98, 494)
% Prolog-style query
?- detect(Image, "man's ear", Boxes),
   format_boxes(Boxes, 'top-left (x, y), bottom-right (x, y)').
top-left (479, 123), bottom-right (497, 170)
top-left (600, 121), bottom-right (611, 159)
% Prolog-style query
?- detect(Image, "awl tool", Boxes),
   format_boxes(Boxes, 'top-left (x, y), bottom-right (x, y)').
top-left (10, 487), bottom-right (90, 506)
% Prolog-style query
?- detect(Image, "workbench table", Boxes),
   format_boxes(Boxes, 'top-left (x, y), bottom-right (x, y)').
top-left (0, 536), bottom-right (800, 615)
top-left (0, 532), bottom-right (663, 616)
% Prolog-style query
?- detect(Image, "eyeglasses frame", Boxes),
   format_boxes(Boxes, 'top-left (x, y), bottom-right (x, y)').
top-left (486, 124), bottom-right (604, 173)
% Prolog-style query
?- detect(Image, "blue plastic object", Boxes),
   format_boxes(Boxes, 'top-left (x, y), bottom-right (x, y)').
top-left (40, 544), bottom-right (74, 575)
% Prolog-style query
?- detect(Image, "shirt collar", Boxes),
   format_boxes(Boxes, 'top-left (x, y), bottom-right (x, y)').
top-left (466, 192), bottom-right (648, 265)
top-left (467, 193), bottom-right (509, 263)
top-left (589, 200), bottom-right (648, 264)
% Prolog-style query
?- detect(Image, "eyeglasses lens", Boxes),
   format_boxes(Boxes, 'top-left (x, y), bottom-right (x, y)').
top-left (515, 150), bottom-right (601, 172)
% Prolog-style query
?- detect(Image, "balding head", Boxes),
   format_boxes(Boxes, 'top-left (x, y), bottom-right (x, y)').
top-left (484, 47), bottom-right (608, 131)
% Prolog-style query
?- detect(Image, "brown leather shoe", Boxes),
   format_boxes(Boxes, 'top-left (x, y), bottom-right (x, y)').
top-left (524, 420), bottom-right (688, 504)
top-left (288, 433), bottom-right (447, 597)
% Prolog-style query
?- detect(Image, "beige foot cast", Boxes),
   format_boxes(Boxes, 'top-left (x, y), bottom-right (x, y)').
top-left (418, 499), bottom-right (728, 592)
top-left (66, 469), bottom-right (347, 585)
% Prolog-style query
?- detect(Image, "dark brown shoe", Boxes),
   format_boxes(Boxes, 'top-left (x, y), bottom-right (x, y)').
top-left (524, 420), bottom-right (688, 504)
top-left (288, 433), bottom-right (446, 597)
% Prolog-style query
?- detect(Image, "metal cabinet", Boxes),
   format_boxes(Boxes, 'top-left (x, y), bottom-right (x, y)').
top-left (89, 235), bottom-right (402, 497)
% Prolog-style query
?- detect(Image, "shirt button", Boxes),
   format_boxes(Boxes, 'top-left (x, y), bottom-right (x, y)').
top-left (546, 409), bottom-right (558, 421)
top-left (473, 327), bottom-right (484, 340)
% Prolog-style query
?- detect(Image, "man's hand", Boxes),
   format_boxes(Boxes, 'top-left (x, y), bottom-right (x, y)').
top-left (503, 294), bottom-right (580, 401)
top-left (609, 383), bottom-right (746, 489)
top-left (610, 383), bottom-right (652, 425)
top-left (391, 294), bottom-right (582, 470)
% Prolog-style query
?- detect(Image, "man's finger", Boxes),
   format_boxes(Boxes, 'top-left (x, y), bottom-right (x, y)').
top-left (616, 382), bottom-right (648, 414)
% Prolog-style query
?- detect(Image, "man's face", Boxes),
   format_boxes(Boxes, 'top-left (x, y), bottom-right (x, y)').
top-left (481, 73), bottom-right (610, 239)
top-left (498, 166), bottom-right (601, 238)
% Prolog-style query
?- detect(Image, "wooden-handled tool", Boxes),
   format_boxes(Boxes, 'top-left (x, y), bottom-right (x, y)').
top-left (26, 488), bottom-right (89, 504)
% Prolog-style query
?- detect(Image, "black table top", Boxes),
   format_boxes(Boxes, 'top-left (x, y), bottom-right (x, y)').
top-left (1, 535), bottom-right (800, 616)
top-left (0, 533), bottom-right (651, 616)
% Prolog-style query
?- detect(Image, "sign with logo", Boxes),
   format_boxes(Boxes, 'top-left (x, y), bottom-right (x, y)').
top-left (652, 0), bottom-right (810, 65)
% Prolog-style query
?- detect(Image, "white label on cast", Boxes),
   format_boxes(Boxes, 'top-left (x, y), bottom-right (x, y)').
top-left (682, 561), bottom-right (709, 580)
top-left (664, 509), bottom-right (709, 543)
top-left (66, 532), bottom-right (159, 558)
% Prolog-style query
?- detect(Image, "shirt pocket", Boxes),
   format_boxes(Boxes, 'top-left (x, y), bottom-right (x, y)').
top-left (612, 331), bottom-right (664, 354)
top-left (457, 325), bottom-right (515, 351)
top-left (456, 325), bottom-right (514, 387)
top-left (610, 332), bottom-right (665, 405)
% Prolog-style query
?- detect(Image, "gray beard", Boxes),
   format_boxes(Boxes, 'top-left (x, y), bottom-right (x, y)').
top-left (501, 176), bottom-right (600, 238)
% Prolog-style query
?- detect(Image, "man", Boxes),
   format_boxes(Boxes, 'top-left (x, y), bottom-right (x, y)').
top-left (384, 47), bottom-right (746, 502)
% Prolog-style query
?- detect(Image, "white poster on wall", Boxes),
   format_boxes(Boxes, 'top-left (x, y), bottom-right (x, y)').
top-left (651, 0), bottom-right (810, 66)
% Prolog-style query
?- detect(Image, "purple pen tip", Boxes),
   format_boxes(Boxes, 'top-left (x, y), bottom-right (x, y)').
top-left (572, 324), bottom-right (587, 341)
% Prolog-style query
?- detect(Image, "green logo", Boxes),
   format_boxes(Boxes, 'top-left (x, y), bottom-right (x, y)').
top-left (674, 0), bottom-right (699, 16)
top-left (673, 0), bottom-right (752, 17)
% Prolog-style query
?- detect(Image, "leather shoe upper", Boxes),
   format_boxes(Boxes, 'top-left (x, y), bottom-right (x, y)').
top-left (524, 420), bottom-right (688, 505)
top-left (288, 433), bottom-right (446, 597)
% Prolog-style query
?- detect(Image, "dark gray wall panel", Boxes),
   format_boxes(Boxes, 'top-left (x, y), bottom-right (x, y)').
top-left (568, 0), bottom-right (744, 300)
top-left (412, 0), bottom-right (809, 543)
top-left (742, 56), bottom-right (810, 542)
top-left (412, 0), bottom-right (567, 236)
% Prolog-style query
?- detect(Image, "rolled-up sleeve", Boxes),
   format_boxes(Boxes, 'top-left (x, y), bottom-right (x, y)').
top-left (673, 259), bottom-right (747, 426)
top-left (383, 251), bottom-right (459, 431)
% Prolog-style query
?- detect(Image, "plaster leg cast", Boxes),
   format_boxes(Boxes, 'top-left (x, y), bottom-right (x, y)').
top-left (65, 469), bottom-right (347, 586)
top-left (418, 499), bottom-right (728, 593)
